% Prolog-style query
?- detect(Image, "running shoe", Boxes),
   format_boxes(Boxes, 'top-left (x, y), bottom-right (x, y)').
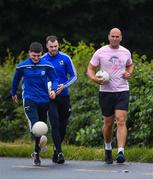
top-left (52, 149), bottom-right (58, 163)
top-left (56, 152), bottom-right (65, 164)
top-left (39, 135), bottom-right (48, 152)
top-left (31, 152), bottom-right (41, 166)
top-left (116, 151), bottom-right (125, 163)
top-left (104, 150), bottom-right (113, 164)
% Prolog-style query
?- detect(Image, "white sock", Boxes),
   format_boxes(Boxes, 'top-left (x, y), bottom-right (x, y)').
top-left (105, 142), bottom-right (112, 150)
top-left (118, 147), bottom-right (124, 154)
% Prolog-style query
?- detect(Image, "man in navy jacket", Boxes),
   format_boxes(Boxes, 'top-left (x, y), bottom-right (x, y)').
top-left (42, 35), bottom-right (77, 164)
top-left (12, 42), bottom-right (58, 166)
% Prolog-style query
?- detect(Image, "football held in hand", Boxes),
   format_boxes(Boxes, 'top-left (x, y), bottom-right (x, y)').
top-left (96, 70), bottom-right (110, 83)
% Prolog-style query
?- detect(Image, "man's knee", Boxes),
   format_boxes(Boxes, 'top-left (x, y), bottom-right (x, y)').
top-left (116, 117), bottom-right (126, 127)
top-left (103, 115), bottom-right (114, 127)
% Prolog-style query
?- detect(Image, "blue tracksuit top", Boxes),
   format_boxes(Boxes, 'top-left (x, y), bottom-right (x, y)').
top-left (42, 51), bottom-right (77, 96)
top-left (12, 57), bottom-right (59, 103)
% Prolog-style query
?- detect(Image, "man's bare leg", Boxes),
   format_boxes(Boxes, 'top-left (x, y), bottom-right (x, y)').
top-left (116, 110), bottom-right (127, 163)
top-left (102, 115), bottom-right (114, 164)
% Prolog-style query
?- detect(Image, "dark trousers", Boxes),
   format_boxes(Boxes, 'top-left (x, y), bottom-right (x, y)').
top-left (23, 99), bottom-right (49, 153)
top-left (48, 96), bottom-right (71, 153)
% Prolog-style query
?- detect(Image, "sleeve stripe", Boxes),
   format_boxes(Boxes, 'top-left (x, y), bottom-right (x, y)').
top-left (17, 64), bottom-right (54, 69)
top-left (64, 57), bottom-right (77, 87)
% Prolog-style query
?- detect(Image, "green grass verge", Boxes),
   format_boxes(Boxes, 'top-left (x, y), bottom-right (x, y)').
top-left (0, 142), bottom-right (153, 163)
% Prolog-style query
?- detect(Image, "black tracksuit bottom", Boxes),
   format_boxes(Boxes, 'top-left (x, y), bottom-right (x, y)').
top-left (48, 95), bottom-right (71, 153)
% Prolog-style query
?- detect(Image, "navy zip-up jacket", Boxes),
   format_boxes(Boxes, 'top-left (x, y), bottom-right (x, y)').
top-left (42, 51), bottom-right (77, 96)
top-left (12, 58), bottom-right (59, 103)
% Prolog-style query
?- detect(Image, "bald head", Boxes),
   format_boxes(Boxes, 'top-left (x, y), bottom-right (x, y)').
top-left (109, 28), bottom-right (122, 36)
top-left (108, 28), bottom-right (122, 48)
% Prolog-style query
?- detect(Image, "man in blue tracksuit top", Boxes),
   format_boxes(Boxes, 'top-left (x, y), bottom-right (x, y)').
top-left (42, 35), bottom-right (77, 164)
top-left (11, 42), bottom-right (59, 166)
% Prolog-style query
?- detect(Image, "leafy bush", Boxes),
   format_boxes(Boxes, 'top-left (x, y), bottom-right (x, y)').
top-left (1, 42), bottom-right (153, 147)
top-left (127, 53), bottom-right (153, 146)
top-left (64, 42), bottom-right (153, 147)
top-left (0, 51), bottom-right (28, 141)
top-left (61, 41), bottom-right (102, 144)
top-left (76, 118), bottom-right (103, 147)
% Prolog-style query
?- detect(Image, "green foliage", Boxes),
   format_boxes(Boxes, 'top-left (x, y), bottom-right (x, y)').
top-left (127, 52), bottom-right (153, 146)
top-left (76, 119), bottom-right (102, 147)
top-left (62, 41), bottom-right (102, 144)
top-left (1, 41), bottom-right (153, 148)
top-left (0, 51), bottom-right (28, 141)
top-left (65, 42), bottom-right (153, 147)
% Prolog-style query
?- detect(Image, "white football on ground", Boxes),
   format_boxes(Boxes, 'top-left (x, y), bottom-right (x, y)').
top-left (96, 70), bottom-right (110, 82)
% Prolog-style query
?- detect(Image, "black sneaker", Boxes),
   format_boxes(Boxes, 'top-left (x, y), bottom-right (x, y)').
top-left (116, 151), bottom-right (125, 163)
top-left (52, 150), bottom-right (58, 163)
top-left (56, 152), bottom-right (65, 164)
top-left (31, 152), bottom-right (41, 166)
top-left (104, 150), bottom-right (113, 164)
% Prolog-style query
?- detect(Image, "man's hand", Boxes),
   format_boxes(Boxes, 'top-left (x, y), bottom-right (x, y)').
top-left (56, 84), bottom-right (64, 95)
top-left (49, 91), bottom-right (56, 99)
top-left (12, 95), bottom-right (19, 104)
top-left (94, 77), bottom-right (106, 85)
top-left (87, 63), bottom-right (105, 85)
top-left (123, 71), bottom-right (131, 80)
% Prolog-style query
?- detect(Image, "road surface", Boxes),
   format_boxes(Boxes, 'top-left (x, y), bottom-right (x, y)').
top-left (0, 157), bottom-right (153, 179)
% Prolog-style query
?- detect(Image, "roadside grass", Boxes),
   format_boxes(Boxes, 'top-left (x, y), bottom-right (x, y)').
top-left (0, 141), bottom-right (153, 163)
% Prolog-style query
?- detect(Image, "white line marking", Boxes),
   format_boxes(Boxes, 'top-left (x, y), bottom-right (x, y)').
top-left (12, 165), bottom-right (50, 169)
top-left (75, 168), bottom-right (118, 173)
top-left (144, 173), bottom-right (153, 176)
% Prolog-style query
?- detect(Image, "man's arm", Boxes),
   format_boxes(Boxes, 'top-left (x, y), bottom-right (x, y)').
top-left (126, 63), bottom-right (134, 75)
top-left (11, 68), bottom-right (23, 103)
top-left (63, 57), bottom-right (77, 88)
top-left (56, 56), bottom-right (77, 95)
top-left (123, 64), bottom-right (134, 80)
top-left (87, 63), bottom-right (105, 85)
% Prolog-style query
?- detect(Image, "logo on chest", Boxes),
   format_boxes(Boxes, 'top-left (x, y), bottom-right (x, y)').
top-left (109, 56), bottom-right (119, 64)
top-left (59, 60), bottom-right (64, 65)
top-left (41, 71), bottom-right (45, 76)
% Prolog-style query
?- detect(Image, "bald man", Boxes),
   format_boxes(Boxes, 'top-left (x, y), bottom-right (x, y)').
top-left (87, 28), bottom-right (134, 164)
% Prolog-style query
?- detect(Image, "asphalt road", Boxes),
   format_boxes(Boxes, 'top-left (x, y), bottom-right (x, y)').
top-left (0, 157), bottom-right (153, 179)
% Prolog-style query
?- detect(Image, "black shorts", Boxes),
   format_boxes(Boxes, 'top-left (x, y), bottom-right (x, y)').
top-left (99, 91), bottom-right (129, 117)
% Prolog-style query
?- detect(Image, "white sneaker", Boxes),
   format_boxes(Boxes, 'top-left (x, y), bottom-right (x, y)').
top-left (39, 135), bottom-right (48, 152)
